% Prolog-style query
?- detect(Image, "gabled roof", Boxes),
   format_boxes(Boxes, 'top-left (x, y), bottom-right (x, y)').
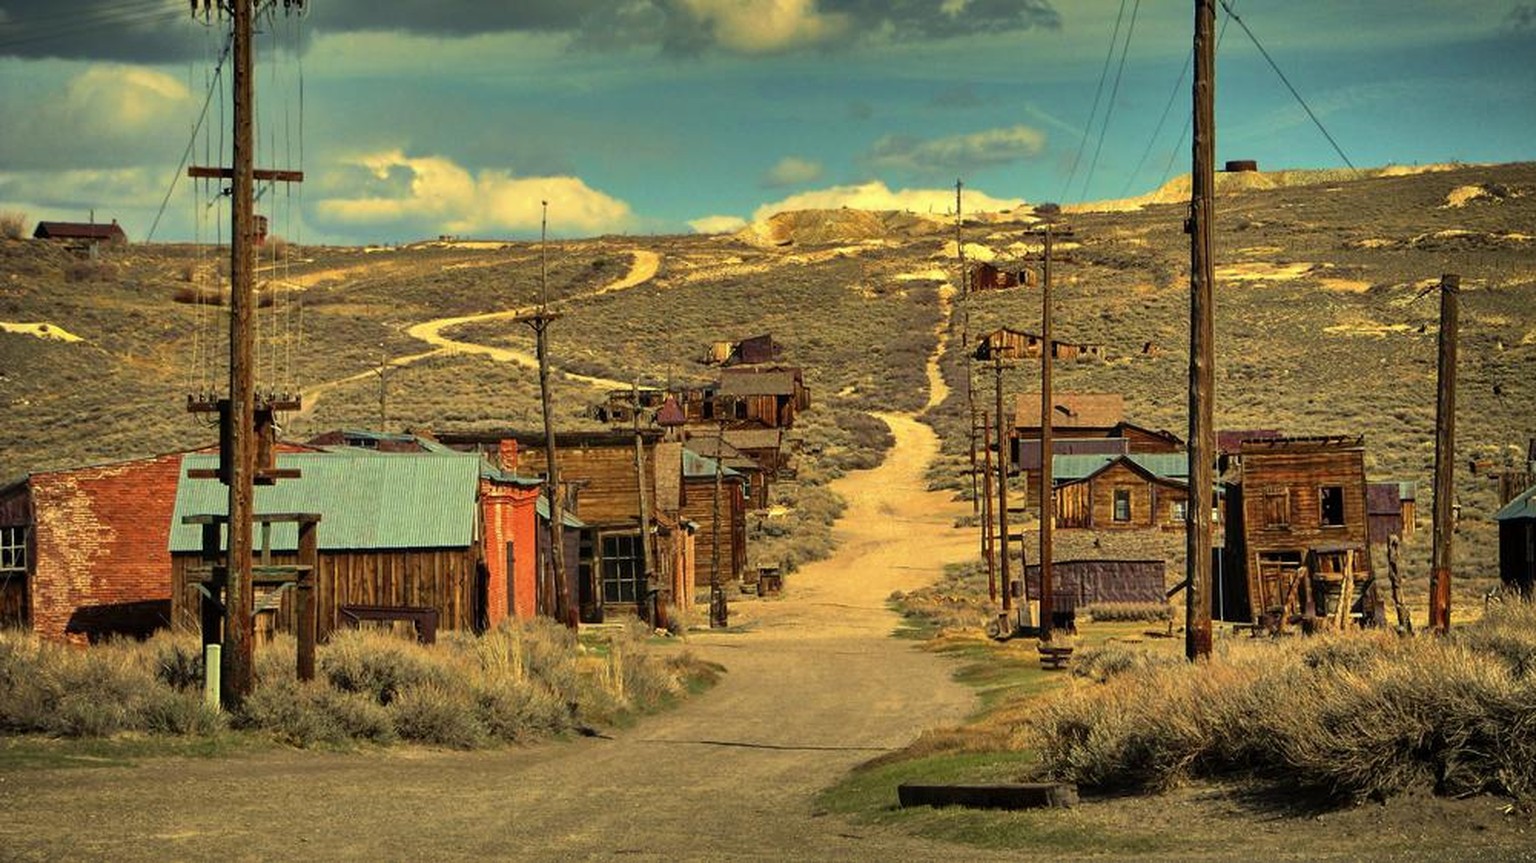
top-left (33, 221), bottom-right (126, 241)
top-left (1015, 393), bottom-right (1125, 429)
top-left (1053, 453), bottom-right (1190, 485)
top-left (720, 367), bottom-right (800, 396)
top-left (170, 451), bottom-right (482, 553)
top-left (680, 447), bottom-right (743, 480)
top-left (1495, 484), bottom-right (1536, 522)
top-left (655, 395), bottom-right (688, 427)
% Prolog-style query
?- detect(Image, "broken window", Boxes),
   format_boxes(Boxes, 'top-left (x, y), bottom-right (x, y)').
top-left (1262, 487), bottom-right (1290, 527)
top-left (1171, 500), bottom-right (1188, 523)
top-left (1320, 486), bottom-right (1346, 527)
top-left (0, 526), bottom-right (25, 575)
top-left (1113, 489), bottom-right (1132, 522)
top-left (600, 533), bottom-right (644, 605)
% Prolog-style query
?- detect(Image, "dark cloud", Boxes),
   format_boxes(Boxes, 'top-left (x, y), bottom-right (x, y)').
top-left (1, 0), bottom-right (1059, 62)
top-left (1507, 4), bottom-right (1536, 33)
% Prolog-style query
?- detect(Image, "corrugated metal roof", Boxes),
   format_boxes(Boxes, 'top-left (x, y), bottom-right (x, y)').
top-left (170, 451), bottom-right (481, 553)
top-left (1015, 393), bottom-right (1124, 428)
top-left (1016, 437), bottom-right (1129, 471)
top-left (681, 448), bottom-right (743, 479)
top-left (719, 367), bottom-right (799, 396)
top-left (1495, 484), bottom-right (1536, 522)
top-left (534, 495), bottom-right (588, 528)
top-left (1052, 453), bottom-right (1189, 483)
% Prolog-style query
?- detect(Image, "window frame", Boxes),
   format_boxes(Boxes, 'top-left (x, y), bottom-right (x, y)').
top-left (0, 526), bottom-right (26, 576)
top-left (1319, 485), bottom-right (1346, 528)
top-left (599, 532), bottom-right (644, 606)
top-left (1112, 488), bottom-right (1132, 523)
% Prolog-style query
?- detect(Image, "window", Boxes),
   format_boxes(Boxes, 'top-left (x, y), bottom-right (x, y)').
top-left (0, 526), bottom-right (25, 575)
top-left (1113, 489), bottom-right (1132, 522)
top-left (1319, 486), bottom-right (1345, 527)
top-left (1262, 487), bottom-right (1291, 527)
top-left (600, 533), bottom-right (644, 605)
top-left (1171, 500), bottom-right (1188, 523)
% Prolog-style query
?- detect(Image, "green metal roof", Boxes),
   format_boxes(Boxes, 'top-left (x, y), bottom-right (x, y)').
top-left (170, 451), bottom-right (482, 553)
top-left (1051, 453), bottom-right (1190, 484)
top-left (534, 495), bottom-right (588, 529)
top-left (1495, 484), bottom-right (1536, 522)
top-left (681, 447), bottom-right (743, 480)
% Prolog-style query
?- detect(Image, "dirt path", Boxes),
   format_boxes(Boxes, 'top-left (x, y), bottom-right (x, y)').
top-left (0, 412), bottom-right (989, 862)
top-left (297, 250), bottom-right (659, 415)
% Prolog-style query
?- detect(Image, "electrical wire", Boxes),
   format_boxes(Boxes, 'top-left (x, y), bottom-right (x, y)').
top-left (0, 2), bottom-right (195, 54)
top-left (1079, 0), bottom-right (1141, 202)
top-left (1060, 0), bottom-right (1127, 203)
top-left (1216, 0), bottom-right (1358, 173)
top-left (146, 28), bottom-right (233, 242)
top-left (1121, 33), bottom-right (1192, 196)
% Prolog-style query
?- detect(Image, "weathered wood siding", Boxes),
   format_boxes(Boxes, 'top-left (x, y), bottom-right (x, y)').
top-left (172, 546), bottom-right (480, 640)
top-left (517, 441), bottom-right (656, 528)
top-left (681, 478), bottom-right (745, 586)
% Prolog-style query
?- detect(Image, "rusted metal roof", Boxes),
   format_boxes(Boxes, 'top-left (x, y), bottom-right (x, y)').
top-left (33, 220), bottom-right (127, 242)
top-left (170, 451), bottom-right (481, 552)
top-left (1014, 393), bottom-right (1125, 429)
top-left (655, 395), bottom-right (688, 427)
top-left (720, 367), bottom-right (800, 396)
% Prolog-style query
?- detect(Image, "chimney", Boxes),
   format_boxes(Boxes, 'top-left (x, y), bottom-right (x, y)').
top-left (498, 438), bottom-right (518, 472)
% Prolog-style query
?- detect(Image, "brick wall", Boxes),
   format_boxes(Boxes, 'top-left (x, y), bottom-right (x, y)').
top-left (480, 479), bottom-right (541, 625)
top-left (28, 453), bottom-right (183, 643)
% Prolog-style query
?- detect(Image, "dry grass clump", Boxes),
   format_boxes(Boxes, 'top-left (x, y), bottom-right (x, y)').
top-left (0, 630), bottom-right (223, 737)
top-left (1033, 603), bottom-right (1536, 803)
top-left (0, 211), bottom-right (27, 240)
top-left (892, 560), bottom-right (995, 633)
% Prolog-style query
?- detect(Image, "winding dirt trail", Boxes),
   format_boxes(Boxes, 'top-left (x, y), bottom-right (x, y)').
top-left (297, 250), bottom-right (660, 416)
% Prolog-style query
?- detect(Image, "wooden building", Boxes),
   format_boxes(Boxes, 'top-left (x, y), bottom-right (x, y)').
top-left (1014, 437), bottom-right (1129, 508)
top-left (1022, 559), bottom-right (1167, 614)
top-left (169, 450), bottom-right (553, 640)
top-left (1217, 436), bottom-right (1379, 627)
top-left (1366, 481), bottom-right (1417, 545)
top-left (1495, 484), bottom-right (1536, 597)
top-left (681, 427), bottom-right (790, 511)
top-left (32, 219), bottom-right (127, 245)
top-left (0, 451), bottom-right (185, 642)
top-left (679, 447), bottom-right (748, 588)
top-left (975, 328), bottom-right (1105, 362)
top-left (718, 366), bottom-right (810, 428)
top-left (1010, 393), bottom-right (1183, 489)
top-left (703, 333), bottom-right (783, 367)
top-left (1052, 454), bottom-right (1191, 531)
top-left (971, 263), bottom-right (1039, 292)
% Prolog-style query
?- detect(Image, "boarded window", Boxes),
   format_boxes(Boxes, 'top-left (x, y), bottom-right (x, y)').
top-left (601, 533), bottom-right (643, 605)
top-left (1113, 489), bottom-right (1132, 522)
top-left (1262, 487), bottom-right (1290, 527)
top-left (0, 526), bottom-right (24, 575)
top-left (1320, 486), bottom-right (1345, 526)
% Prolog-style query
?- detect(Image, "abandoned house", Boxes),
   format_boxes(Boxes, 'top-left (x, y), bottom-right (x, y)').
top-left (1051, 453), bottom-right (1192, 531)
top-left (680, 427), bottom-right (791, 511)
top-left (1022, 559), bottom-right (1167, 616)
top-left (679, 447), bottom-right (748, 587)
top-left (1216, 436), bottom-right (1378, 627)
top-left (974, 328), bottom-right (1106, 363)
top-left (32, 219), bottom-right (128, 245)
top-left (1495, 483), bottom-right (1536, 597)
top-left (703, 333), bottom-right (783, 367)
top-left (1011, 393), bottom-right (1183, 482)
top-left (0, 451), bottom-right (186, 642)
top-left (169, 449), bottom-right (560, 641)
top-left (1366, 481), bottom-right (1418, 545)
top-left (970, 262), bottom-right (1038, 291)
top-left (1014, 437), bottom-right (1129, 508)
top-left (717, 366), bottom-right (811, 428)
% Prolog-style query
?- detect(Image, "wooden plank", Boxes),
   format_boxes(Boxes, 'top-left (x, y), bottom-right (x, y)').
top-left (898, 783), bottom-right (1078, 810)
top-left (188, 165), bottom-right (305, 183)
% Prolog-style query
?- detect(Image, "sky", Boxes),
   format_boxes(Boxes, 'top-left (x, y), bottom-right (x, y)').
top-left (0, 1), bottom-right (1532, 245)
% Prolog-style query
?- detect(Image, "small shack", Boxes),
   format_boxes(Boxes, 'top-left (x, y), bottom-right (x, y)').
top-left (1022, 559), bottom-right (1167, 614)
top-left (679, 448), bottom-right (748, 588)
top-left (32, 219), bottom-right (128, 245)
top-left (1496, 484), bottom-right (1536, 597)
top-left (718, 366), bottom-right (810, 428)
top-left (1052, 453), bottom-right (1191, 530)
top-left (1366, 481), bottom-right (1417, 545)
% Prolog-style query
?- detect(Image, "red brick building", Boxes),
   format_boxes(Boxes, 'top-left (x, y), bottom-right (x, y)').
top-left (0, 452), bottom-right (183, 643)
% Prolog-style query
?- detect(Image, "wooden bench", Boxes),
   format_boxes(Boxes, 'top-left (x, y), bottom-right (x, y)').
top-left (339, 605), bottom-right (439, 644)
top-left (1038, 644), bottom-right (1074, 670)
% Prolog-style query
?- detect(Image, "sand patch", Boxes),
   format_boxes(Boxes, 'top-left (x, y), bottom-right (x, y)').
top-left (1351, 238), bottom-right (1398, 249)
top-left (935, 240), bottom-right (996, 262)
top-left (1324, 320), bottom-right (1416, 338)
top-left (1318, 278), bottom-right (1373, 293)
top-left (1215, 261), bottom-right (1314, 282)
top-left (896, 268), bottom-right (950, 282)
top-left (1, 321), bottom-right (83, 342)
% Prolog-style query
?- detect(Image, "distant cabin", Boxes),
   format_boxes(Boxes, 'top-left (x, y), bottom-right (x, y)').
top-left (33, 220), bottom-right (127, 244)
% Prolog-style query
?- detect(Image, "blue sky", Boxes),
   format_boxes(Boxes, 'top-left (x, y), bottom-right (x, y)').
top-left (0, 1), bottom-right (1532, 244)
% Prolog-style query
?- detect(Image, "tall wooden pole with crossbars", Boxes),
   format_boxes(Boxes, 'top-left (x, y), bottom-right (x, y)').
top-left (1185, 0), bottom-right (1217, 660)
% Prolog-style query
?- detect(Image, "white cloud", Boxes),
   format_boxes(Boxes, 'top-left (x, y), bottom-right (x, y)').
top-left (0, 64), bottom-right (193, 170)
top-left (866, 125), bottom-right (1046, 176)
top-left (750, 180), bottom-right (1022, 222)
top-left (314, 150), bottom-right (633, 237)
top-left (761, 156), bottom-right (824, 188)
top-left (688, 214), bottom-right (748, 234)
top-left (677, 0), bottom-right (850, 54)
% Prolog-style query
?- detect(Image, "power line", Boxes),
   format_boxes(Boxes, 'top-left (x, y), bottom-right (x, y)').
top-left (1217, 0), bottom-right (1358, 172)
top-left (1158, 2), bottom-right (1239, 190)
top-left (146, 29), bottom-right (233, 242)
top-left (1079, 0), bottom-right (1141, 202)
top-left (0, 2), bottom-right (194, 54)
top-left (1121, 37), bottom-right (1191, 197)
top-left (1060, 0), bottom-right (1127, 203)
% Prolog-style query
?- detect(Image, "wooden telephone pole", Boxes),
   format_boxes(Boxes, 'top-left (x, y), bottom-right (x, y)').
top-left (184, 0), bottom-right (307, 704)
top-left (981, 411), bottom-right (998, 603)
top-left (1185, 0), bottom-right (1217, 660)
top-left (1428, 274), bottom-right (1460, 634)
top-left (1027, 223), bottom-right (1074, 639)
top-left (957, 179), bottom-right (980, 514)
top-left (631, 380), bottom-right (657, 625)
top-left (516, 202), bottom-right (575, 628)
top-left (992, 351), bottom-right (1014, 621)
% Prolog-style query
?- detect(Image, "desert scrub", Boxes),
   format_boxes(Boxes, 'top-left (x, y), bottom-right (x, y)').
top-left (0, 630), bottom-right (223, 737)
top-left (1033, 602), bottom-right (1536, 803)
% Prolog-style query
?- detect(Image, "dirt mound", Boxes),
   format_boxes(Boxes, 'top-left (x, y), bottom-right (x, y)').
top-left (737, 209), bottom-right (946, 248)
top-left (1069, 163), bottom-right (1468, 213)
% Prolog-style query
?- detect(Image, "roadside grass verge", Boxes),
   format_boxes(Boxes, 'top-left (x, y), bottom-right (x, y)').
top-left (0, 618), bottom-right (719, 760)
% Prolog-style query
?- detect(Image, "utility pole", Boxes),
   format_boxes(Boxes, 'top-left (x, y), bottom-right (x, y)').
top-left (183, 0), bottom-right (306, 705)
top-left (1185, 0), bottom-right (1217, 660)
top-left (709, 410), bottom-right (730, 628)
top-left (993, 351), bottom-right (1013, 621)
top-left (1428, 273), bottom-right (1460, 634)
top-left (631, 380), bottom-right (656, 625)
top-left (373, 346), bottom-right (395, 430)
top-left (957, 179), bottom-right (979, 514)
top-left (1037, 225), bottom-right (1058, 639)
top-left (517, 202), bottom-right (574, 628)
top-left (981, 411), bottom-right (998, 604)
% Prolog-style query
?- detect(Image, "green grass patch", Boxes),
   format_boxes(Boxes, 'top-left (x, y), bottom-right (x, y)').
top-left (0, 733), bottom-right (261, 771)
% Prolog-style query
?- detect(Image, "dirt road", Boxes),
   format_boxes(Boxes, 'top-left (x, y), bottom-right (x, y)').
top-left (1, 412), bottom-right (994, 862)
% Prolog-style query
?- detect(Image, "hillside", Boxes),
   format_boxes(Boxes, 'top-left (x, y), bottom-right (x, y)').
top-left (2, 162), bottom-right (1533, 586)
